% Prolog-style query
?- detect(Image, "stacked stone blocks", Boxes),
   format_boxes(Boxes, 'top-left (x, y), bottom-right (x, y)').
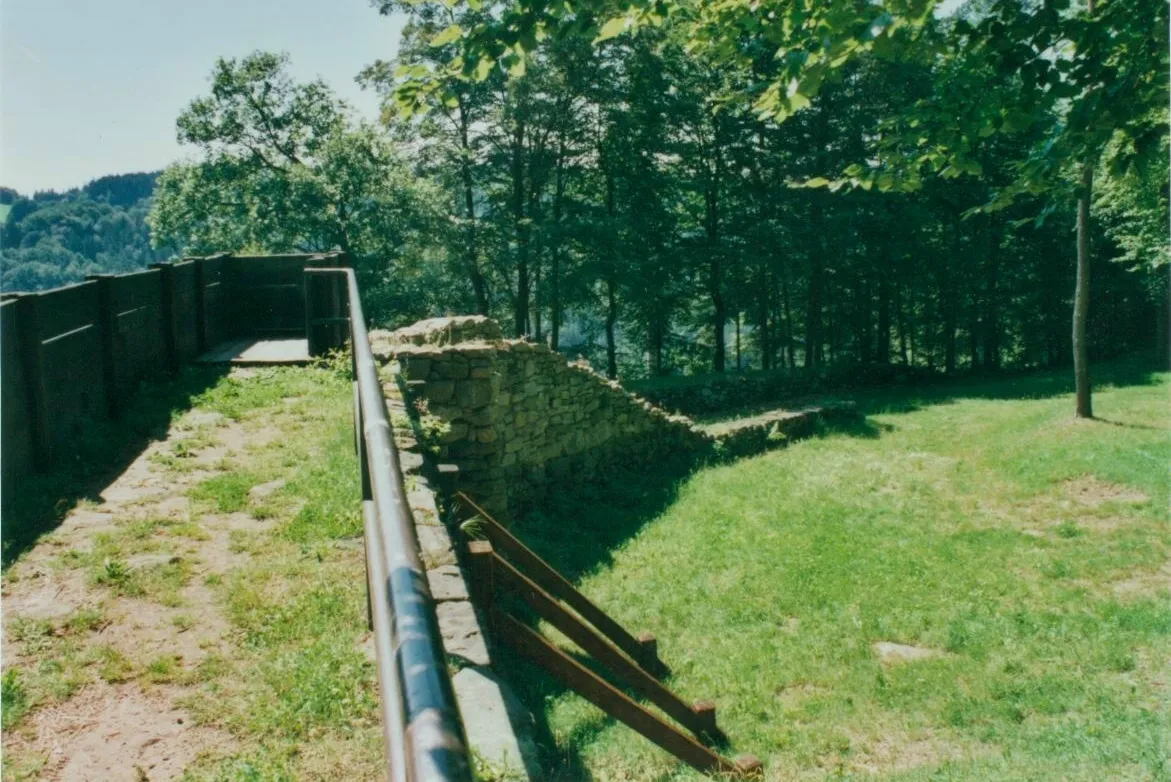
top-left (373, 316), bottom-right (711, 516)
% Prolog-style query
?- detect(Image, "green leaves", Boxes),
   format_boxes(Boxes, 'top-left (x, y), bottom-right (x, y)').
top-left (430, 24), bottom-right (463, 47)
top-left (594, 16), bottom-right (629, 43)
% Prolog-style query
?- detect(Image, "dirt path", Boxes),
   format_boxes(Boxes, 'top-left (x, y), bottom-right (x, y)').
top-left (2, 373), bottom-right (290, 781)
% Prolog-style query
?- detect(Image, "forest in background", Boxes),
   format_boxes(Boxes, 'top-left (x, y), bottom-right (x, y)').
top-left (0, 173), bottom-right (169, 292)
top-left (5, 0), bottom-right (1168, 392)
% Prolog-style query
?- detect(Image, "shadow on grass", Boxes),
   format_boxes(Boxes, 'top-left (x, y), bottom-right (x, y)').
top-left (702, 351), bottom-right (1165, 423)
top-left (2, 364), bottom-right (229, 569)
top-left (486, 351), bottom-right (1167, 778)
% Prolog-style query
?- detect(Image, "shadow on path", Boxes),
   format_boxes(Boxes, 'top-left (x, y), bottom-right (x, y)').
top-left (2, 365), bottom-right (229, 568)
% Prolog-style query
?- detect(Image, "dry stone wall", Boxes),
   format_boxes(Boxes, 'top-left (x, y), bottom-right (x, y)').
top-left (372, 317), bottom-right (711, 516)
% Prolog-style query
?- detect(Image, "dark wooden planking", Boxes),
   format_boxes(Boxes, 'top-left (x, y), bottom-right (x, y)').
top-left (491, 611), bottom-right (758, 778)
top-left (169, 261), bottom-right (200, 363)
top-left (39, 325), bottom-right (107, 460)
top-left (1, 300), bottom-right (33, 500)
top-left (458, 492), bottom-right (669, 676)
top-left (227, 256), bottom-right (312, 335)
top-left (109, 270), bottom-right (166, 398)
top-left (488, 550), bottom-right (724, 741)
top-left (34, 281), bottom-right (101, 339)
top-left (199, 255), bottom-right (231, 347)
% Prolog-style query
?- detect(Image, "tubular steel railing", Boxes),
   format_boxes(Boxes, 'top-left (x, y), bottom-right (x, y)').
top-left (308, 267), bottom-right (473, 782)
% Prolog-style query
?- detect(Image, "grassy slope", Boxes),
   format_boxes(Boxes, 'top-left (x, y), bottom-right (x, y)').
top-left (510, 356), bottom-right (1171, 781)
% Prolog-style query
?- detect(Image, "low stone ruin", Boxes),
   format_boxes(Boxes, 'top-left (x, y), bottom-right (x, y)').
top-left (372, 316), bottom-right (708, 515)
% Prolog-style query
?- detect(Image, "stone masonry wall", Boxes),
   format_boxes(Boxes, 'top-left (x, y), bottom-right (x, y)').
top-left (371, 317), bottom-right (711, 516)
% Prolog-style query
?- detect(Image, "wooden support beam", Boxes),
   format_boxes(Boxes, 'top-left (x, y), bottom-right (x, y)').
top-left (492, 611), bottom-right (761, 778)
top-left (489, 547), bottom-right (724, 742)
top-left (457, 492), bottom-right (669, 677)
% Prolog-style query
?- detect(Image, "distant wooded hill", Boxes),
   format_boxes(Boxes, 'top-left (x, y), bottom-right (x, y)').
top-left (0, 172), bottom-right (171, 293)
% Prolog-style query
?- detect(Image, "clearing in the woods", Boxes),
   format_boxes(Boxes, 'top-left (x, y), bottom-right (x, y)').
top-left (1, 355), bottom-right (1168, 781)
top-left (504, 355), bottom-right (1170, 781)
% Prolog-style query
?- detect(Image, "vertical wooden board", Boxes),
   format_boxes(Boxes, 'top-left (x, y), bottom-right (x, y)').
top-left (34, 282), bottom-right (101, 339)
top-left (39, 327), bottom-right (107, 460)
top-left (170, 261), bottom-right (200, 362)
top-left (226, 256), bottom-right (312, 336)
top-left (1, 301), bottom-right (32, 503)
top-left (110, 271), bottom-right (166, 396)
top-left (200, 256), bottom-right (231, 346)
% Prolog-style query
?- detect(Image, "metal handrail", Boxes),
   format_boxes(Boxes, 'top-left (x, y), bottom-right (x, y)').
top-left (319, 267), bottom-right (473, 782)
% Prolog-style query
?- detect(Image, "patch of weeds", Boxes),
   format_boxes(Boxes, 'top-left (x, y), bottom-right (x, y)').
top-left (35, 652), bottom-right (88, 700)
top-left (64, 606), bottom-right (106, 634)
top-left (190, 472), bottom-right (258, 514)
top-left (0, 749), bottom-right (47, 781)
top-left (7, 616), bottom-right (53, 647)
top-left (145, 654), bottom-right (181, 683)
top-left (149, 451), bottom-right (183, 472)
top-left (1044, 559), bottom-right (1075, 580)
top-left (167, 522), bottom-right (211, 541)
top-left (2, 668), bottom-right (29, 729)
top-left (193, 653), bottom-right (231, 683)
top-left (228, 530), bottom-right (262, 555)
top-left (93, 558), bottom-right (143, 597)
top-left (92, 645), bottom-right (135, 683)
top-left (1056, 520), bottom-right (1084, 539)
top-left (250, 504), bottom-right (277, 521)
top-left (137, 559), bottom-right (194, 607)
top-left (172, 613), bottom-right (195, 631)
top-left (472, 749), bottom-right (528, 782)
top-left (180, 752), bottom-right (295, 782)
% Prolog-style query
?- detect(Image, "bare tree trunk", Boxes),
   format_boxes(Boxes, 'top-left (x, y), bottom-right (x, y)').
top-left (550, 142), bottom-right (565, 350)
top-left (511, 119), bottom-right (529, 337)
top-left (1073, 164), bottom-right (1093, 418)
top-left (735, 311), bottom-right (742, 371)
top-left (605, 276), bottom-right (618, 380)
top-left (458, 106), bottom-right (489, 315)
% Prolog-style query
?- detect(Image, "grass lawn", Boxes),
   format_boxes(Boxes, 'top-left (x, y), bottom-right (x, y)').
top-left (507, 355), bottom-right (1171, 781)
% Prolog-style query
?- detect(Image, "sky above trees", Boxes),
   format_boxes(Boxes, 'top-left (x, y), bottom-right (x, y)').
top-left (0, 0), bottom-right (403, 193)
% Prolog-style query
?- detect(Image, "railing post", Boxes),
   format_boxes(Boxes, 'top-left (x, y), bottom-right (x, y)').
top-left (467, 540), bottom-right (496, 626)
top-left (12, 294), bottom-right (51, 470)
top-left (150, 262), bottom-right (180, 374)
top-left (86, 274), bottom-right (120, 419)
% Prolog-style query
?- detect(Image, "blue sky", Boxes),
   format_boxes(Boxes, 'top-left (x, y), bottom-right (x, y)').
top-left (0, 0), bottom-right (405, 194)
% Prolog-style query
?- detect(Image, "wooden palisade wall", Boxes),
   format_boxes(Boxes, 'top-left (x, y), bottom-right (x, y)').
top-left (1, 252), bottom-right (347, 505)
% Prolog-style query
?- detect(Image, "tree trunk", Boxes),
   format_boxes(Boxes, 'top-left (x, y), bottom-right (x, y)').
top-left (1073, 164), bottom-right (1093, 418)
top-left (781, 266), bottom-right (795, 368)
top-left (878, 272), bottom-right (891, 365)
top-left (983, 218), bottom-right (1001, 369)
top-left (550, 141), bottom-right (566, 350)
top-left (605, 275), bottom-right (618, 379)
top-left (735, 311), bottom-right (742, 371)
top-left (458, 106), bottom-right (489, 315)
top-left (706, 127), bottom-right (725, 373)
top-left (942, 220), bottom-right (958, 374)
top-left (758, 265), bottom-right (771, 371)
top-left (511, 119), bottom-right (529, 337)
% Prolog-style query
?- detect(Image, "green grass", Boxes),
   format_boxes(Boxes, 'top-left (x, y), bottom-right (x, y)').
top-left (170, 365), bottom-right (379, 779)
top-left (3, 364), bottom-right (379, 780)
top-left (508, 356), bottom-right (1171, 781)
